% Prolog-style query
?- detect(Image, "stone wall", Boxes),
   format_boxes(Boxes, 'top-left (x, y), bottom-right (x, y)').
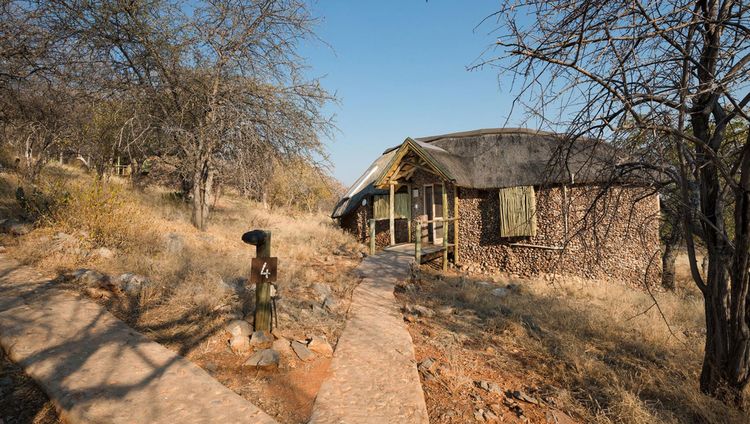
top-left (457, 185), bottom-right (661, 284)
top-left (339, 199), bottom-right (409, 250)
top-left (339, 175), bottom-right (660, 285)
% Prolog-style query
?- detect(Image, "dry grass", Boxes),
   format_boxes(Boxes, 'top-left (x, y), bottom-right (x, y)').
top-left (0, 348), bottom-right (60, 424)
top-left (0, 164), bottom-right (363, 423)
top-left (399, 266), bottom-right (747, 424)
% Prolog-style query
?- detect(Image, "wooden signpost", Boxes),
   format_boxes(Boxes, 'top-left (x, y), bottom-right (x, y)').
top-left (242, 229), bottom-right (277, 333)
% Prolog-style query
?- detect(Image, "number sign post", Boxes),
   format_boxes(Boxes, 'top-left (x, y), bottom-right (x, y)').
top-left (242, 229), bottom-right (277, 333)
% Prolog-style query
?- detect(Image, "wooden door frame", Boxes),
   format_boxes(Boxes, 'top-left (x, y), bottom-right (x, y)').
top-left (423, 184), bottom-right (433, 243)
top-left (423, 183), bottom-right (444, 244)
top-left (433, 183), bottom-right (444, 244)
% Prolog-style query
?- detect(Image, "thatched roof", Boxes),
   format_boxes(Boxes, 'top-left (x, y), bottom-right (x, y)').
top-left (332, 128), bottom-right (622, 218)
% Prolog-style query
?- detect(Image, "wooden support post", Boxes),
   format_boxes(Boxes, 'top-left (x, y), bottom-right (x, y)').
top-left (442, 186), bottom-right (449, 271)
top-left (369, 219), bottom-right (376, 255)
top-left (389, 182), bottom-right (396, 245)
top-left (407, 184), bottom-right (412, 243)
top-left (415, 218), bottom-right (421, 265)
top-left (454, 187), bottom-right (459, 264)
top-left (242, 230), bottom-right (272, 333)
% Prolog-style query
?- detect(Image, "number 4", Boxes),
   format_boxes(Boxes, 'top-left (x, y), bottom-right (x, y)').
top-left (260, 262), bottom-right (270, 279)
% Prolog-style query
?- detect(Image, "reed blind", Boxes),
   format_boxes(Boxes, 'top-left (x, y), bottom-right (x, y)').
top-left (498, 186), bottom-right (537, 237)
top-left (373, 193), bottom-right (410, 220)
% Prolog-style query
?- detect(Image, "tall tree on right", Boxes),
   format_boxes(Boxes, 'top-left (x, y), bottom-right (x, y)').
top-left (481, 0), bottom-right (750, 405)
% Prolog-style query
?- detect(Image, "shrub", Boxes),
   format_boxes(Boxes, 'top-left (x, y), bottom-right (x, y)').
top-left (36, 177), bottom-right (152, 249)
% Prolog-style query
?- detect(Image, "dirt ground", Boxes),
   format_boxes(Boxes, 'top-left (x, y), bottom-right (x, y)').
top-left (396, 255), bottom-right (747, 424)
top-left (397, 283), bottom-right (578, 423)
top-left (189, 349), bottom-right (331, 424)
top-left (0, 349), bottom-right (60, 424)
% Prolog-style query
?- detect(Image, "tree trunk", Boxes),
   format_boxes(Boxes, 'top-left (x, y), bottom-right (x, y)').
top-left (661, 222), bottom-right (682, 290)
top-left (661, 245), bottom-right (678, 290)
top-left (700, 261), bottom-right (749, 407)
top-left (191, 153), bottom-right (213, 230)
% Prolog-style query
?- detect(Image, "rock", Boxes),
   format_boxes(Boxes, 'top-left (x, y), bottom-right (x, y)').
top-left (90, 247), bottom-right (115, 259)
top-left (0, 246), bottom-right (6, 253)
top-left (165, 232), bottom-right (184, 254)
top-left (512, 390), bottom-right (539, 405)
top-left (490, 287), bottom-right (509, 298)
top-left (503, 397), bottom-right (524, 417)
top-left (204, 362), bottom-right (218, 373)
top-left (404, 304), bottom-right (434, 318)
top-left (226, 320), bottom-right (253, 353)
top-left (476, 380), bottom-right (503, 395)
top-left (76, 269), bottom-right (117, 291)
top-left (225, 319), bottom-right (252, 339)
top-left (307, 335), bottom-right (333, 357)
top-left (244, 349), bottom-right (279, 368)
top-left (272, 338), bottom-right (293, 356)
top-left (474, 409), bottom-right (486, 421)
top-left (418, 357), bottom-right (438, 374)
top-left (291, 340), bottom-right (315, 361)
top-left (117, 273), bottom-right (150, 295)
top-left (229, 335), bottom-right (250, 354)
top-left (483, 410), bottom-right (499, 422)
top-left (311, 283), bottom-right (332, 301)
top-left (322, 295), bottom-right (337, 312)
top-left (249, 331), bottom-right (273, 349)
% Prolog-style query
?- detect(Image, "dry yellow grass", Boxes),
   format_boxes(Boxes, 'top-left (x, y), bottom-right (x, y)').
top-left (401, 267), bottom-right (747, 423)
top-left (1, 164), bottom-right (363, 354)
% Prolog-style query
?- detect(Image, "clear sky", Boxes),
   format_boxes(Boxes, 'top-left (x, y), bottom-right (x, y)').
top-left (301, 1), bottom-right (525, 186)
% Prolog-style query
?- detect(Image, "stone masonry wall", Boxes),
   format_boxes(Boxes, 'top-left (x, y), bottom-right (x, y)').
top-left (339, 199), bottom-right (409, 250)
top-left (457, 185), bottom-right (661, 284)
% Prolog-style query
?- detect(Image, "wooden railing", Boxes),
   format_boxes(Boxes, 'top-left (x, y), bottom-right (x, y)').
top-left (367, 183), bottom-right (461, 272)
top-left (413, 217), bottom-right (458, 270)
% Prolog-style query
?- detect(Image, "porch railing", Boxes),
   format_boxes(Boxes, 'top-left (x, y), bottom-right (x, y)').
top-left (414, 217), bottom-right (458, 271)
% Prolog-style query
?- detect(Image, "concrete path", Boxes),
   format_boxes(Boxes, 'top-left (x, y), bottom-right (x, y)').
top-left (0, 254), bottom-right (277, 424)
top-left (310, 244), bottom-right (429, 424)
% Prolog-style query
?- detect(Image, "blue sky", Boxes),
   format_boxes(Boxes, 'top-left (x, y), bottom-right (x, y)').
top-left (301, 1), bottom-right (526, 186)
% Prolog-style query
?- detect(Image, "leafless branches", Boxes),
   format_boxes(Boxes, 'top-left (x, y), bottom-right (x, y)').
top-left (477, 0), bottom-right (750, 405)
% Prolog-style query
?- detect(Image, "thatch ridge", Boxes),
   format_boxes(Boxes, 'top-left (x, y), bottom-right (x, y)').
top-left (332, 128), bottom-right (622, 219)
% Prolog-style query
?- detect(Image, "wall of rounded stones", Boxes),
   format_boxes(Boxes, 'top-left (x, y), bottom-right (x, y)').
top-left (457, 185), bottom-right (661, 285)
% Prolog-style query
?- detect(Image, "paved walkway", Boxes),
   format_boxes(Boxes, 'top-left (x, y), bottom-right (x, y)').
top-left (310, 244), bottom-right (429, 424)
top-left (0, 255), bottom-right (277, 424)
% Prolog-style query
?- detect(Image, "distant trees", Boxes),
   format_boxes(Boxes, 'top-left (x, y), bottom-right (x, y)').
top-left (483, 0), bottom-right (750, 406)
top-left (0, 0), bottom-right (335, 228)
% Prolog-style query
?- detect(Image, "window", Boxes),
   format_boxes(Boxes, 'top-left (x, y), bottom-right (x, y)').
top-left (373, 193), bottom-right (410, 220)
top-left (498, 186), bottom-right (537, 237)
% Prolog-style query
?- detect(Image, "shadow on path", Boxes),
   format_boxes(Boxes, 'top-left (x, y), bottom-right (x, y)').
top-left (0, 254), bottom-right (277, 424)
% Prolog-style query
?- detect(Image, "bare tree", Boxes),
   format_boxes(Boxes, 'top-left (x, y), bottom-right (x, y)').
top-left (103, 0), bottom-right (333, 229)
top-left (480, 0), bottom-right (750, 405)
